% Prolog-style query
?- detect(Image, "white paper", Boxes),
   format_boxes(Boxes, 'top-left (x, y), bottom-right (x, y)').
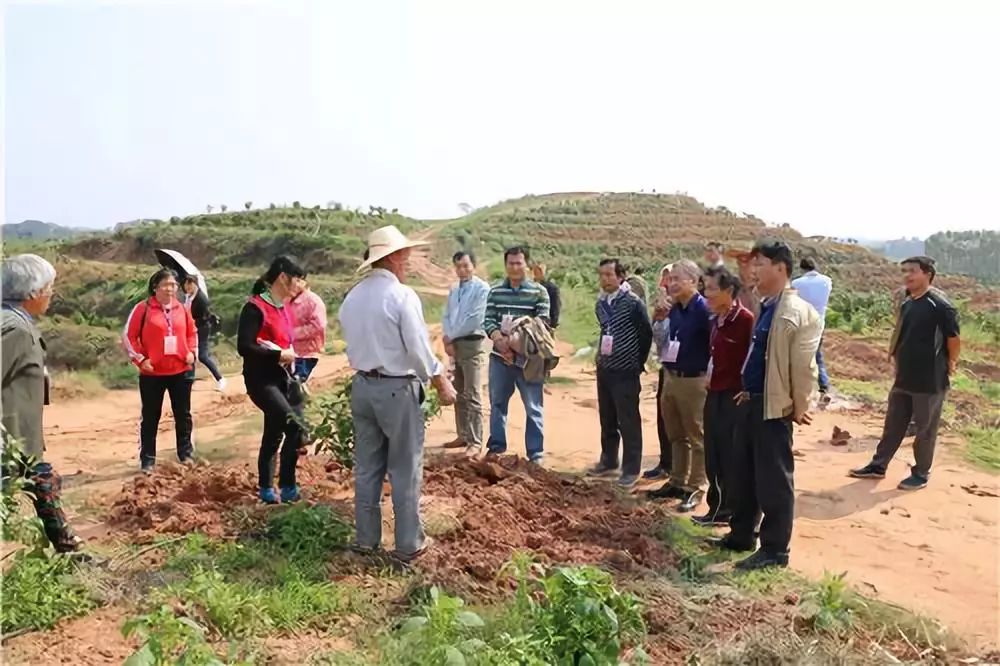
top-left (163, 335), bottom-right (178, 356)
top-left (600, 334), bottom-right (614, 356)
top-left (664, 339), bottom-right (680, 363)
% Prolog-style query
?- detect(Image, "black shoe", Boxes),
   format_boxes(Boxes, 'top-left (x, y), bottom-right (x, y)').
top-left (692, 510), bottom-right (732, 527)
top-left (848, 463), bottom-right (886, 479)
top-left (677, 489), bottom-right (704, 513)
top-left (642, 465), bottom-right (669, 481)
top-left (735, 549), bottom-right (789, 571)
top-left (647, 483), bottom-right (686, 500)
top-left (897, 473), bottom-right (927, 491)
top-left (586, 461), bottom-right (619, 478)
top-left (140, 463), bottom-right (155, 475)
top-left (707, 535), bottom-right (755, 552)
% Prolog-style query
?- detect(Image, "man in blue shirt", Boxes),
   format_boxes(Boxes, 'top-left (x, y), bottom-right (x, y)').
top-left (648, 259), bottom-right (711, 513)
top-left (441, 251), bottom-right (491, 456)
top-left (792, 258), bottom-right (833, 394)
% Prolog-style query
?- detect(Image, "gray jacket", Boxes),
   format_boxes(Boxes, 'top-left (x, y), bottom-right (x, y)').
top-left (1, 306), bottom-right (48, 458)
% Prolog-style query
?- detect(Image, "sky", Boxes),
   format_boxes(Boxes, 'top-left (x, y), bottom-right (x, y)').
top-left (3, 0), bottom-right (999, 239)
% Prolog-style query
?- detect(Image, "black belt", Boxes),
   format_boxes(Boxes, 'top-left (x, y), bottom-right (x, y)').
top-left (665, 369), bottom-right (707, 378)
top-left (454, 334), bottom-right (485, 342)
top-left (358, 370), bottom-right (417, 380)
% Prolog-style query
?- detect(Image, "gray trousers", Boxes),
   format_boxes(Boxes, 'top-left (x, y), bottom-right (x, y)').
top-left (452, 337), bottom-right (486, 448)
top-left (871, 387), bottom-right (947, 478)
top-left (350, 374), bottom-right (426, 556)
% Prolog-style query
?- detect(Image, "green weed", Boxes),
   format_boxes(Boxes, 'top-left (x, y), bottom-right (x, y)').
top-left (1, 552), bottom-right (99, 632)
top-left (266, 503), bottom-right (353, 562)
top-left (964, 427), bottom-right (1000, 472)
top-left (122, 605), bottom-right (251, 666)
top-left (657, 518), bottom-right (720, 582)
top-left (800, 571), bottom-right (859, 633)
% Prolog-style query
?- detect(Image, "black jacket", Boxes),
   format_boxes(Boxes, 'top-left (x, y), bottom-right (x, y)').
top-left (541, 280), bottom-right (561, 328)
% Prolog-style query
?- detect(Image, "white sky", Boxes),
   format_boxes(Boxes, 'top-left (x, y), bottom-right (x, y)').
top-left (3, 0), bottom-right (999, 238)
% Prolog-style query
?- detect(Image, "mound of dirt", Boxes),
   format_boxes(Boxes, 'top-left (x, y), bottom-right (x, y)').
top-left (415, 456), bottom-right (676, 596)
top-left (823, 331), bottom-right (893, 382)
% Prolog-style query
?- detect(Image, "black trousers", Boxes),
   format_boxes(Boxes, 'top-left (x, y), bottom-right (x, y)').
top-left (729, 394), bottom-right (795, 554)
top-left (596, 368), bottom-right (643, 476)
top-left (655, 366), bottom-right (672, 470)
top-left (197, 327), bottom-right (223, 381)
top-left (248, 378), bottom-right (304, 490)
top-left (704, 389), bottom-right (744, 516)
top-left (139, 372), bottom-right (194, 466)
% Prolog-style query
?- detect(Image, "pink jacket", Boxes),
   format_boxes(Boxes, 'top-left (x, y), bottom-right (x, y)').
top-left (287, 289), bottom-right (327, 358)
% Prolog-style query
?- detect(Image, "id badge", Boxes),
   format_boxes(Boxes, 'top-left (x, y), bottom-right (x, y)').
top-left (163, 335), bottom-right (179, 356)
top-left (664, 339), bottom-right (680, 363)
top-left (600, 334), bottom-right (614, 356)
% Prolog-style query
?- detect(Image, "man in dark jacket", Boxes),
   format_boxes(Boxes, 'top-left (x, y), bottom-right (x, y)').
top-left (531, 262), bottom-right (561, 329)
top-left (2, 254), bottom-right (82, 553)
top-left (586, 259), bottom-right (653, 488)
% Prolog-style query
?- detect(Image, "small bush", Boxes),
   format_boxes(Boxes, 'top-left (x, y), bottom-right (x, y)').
top-left (266, 504), bottom-right (353, 563)
top-left (1, 553), bottom-right (99, 632)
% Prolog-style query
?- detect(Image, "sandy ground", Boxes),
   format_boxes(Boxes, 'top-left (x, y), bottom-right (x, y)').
top-left (38, 354), bottom-right (1000, 651)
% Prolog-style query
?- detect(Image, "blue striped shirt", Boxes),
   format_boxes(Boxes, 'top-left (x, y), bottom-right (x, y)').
top-left (442, 277), bottom-right (490, 340)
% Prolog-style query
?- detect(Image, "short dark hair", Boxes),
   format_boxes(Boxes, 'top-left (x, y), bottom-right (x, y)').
top-left (182, 275), bottom-right (199, 286)
top-left (901, 256), bottom-right (936, 282)
top-left (799, 257), bottom-right (817, 272)
top-left (599, 258), bottom-right (626, 279)
top-left (452, 250), bottom-right (477, 266)
top-left (705, 241), bottom-right (724, 252)
top-left (148, 268), bottom-right (180, 296)
top-left (705, 266), bottom-right (742, 298)
top-left (504, 246), bottom-right (529, 263)
top-left (751, 240), bottom-right (793, 276)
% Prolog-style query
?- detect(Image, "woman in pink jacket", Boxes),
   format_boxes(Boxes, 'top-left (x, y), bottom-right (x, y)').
top-left (287, 282), bottom-right (327, 382)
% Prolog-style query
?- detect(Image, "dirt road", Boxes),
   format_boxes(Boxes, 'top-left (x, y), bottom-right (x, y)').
top-left (41, 355), bottom-right (999, 651)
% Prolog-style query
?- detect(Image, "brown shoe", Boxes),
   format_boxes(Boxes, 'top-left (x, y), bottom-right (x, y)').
top-left (443, 438), bottom-right (467, 449)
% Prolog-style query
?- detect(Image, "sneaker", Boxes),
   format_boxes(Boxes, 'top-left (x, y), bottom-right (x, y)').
top-left (677, 489), bottom-right (705, 513)
top-left (734, 549), bottom-right (789, 571)
top-left (393, 536), bottom-right (434, 563)
top-left (528, 455), bottom-right (544, 466)
top-left (616, 474), bottom-right (639, 489)
top-left (586, 462), bottom-right (619, 478)
top-left (280, 486), bottom-right (301, 503)
top-left (642, 465), bottom-right (669, 481)
top-left (897, 473), bottom-right (927, 491)
top-left (849, 463), bottom-right (886, 479)
top-left (647, 483), bottom-right (687, 500)
top-left (707, 535), bottom-right (756, 552)
top-left (259, 487), bottom-right (279, 504)
top-left (216, 377), bottom-right (228, 393)
top-left (140, 463), bottom-right (155, 475)
top-left (692, 510), bottom-right (732, 527)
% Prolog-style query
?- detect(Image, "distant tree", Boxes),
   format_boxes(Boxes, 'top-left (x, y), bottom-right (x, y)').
top-left (269, 203), bottom-right (277, 210)
top-left (293, 201), bottom-right (301, 209)
top-left (206, 204), bottom-right (214, 214)
top-left (220, 204), bottom-right (228, 213)
top-left (244, 201), bottom-right (253, 210)
top-left (458, 202), bottom-right (474, 215)
top-left (391, 208), bottom-right (398, 214)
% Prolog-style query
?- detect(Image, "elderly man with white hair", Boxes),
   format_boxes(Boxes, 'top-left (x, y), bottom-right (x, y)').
top-left (2, 254), bottom-right (83, 553)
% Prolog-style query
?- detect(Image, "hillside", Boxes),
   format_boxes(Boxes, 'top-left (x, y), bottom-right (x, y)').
top-left (2, 219), bottom-right (86, 241)
top-left (926, 230), bottom-right (1000, 283)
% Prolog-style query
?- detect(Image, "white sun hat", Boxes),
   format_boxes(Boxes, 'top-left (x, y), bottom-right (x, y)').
top-left (357, 225), bottom-right (429, 272)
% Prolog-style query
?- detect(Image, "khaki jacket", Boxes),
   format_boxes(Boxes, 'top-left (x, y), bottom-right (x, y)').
top-left (1, 307), bottom-right (47, 458)
top-left (511, 316), bottom-right (560, 383)
top-left (763, 288), bottom-right (822, 420)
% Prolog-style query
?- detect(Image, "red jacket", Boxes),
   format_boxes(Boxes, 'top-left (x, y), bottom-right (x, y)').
top-left (124, 297), bottom-right (198, 377)
top-left (708, 302), bottom-right (755, 392)
top-left (286, 290), bottom-right (327, 357)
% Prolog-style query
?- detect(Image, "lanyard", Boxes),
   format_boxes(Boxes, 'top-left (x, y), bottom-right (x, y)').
top-left (158, 300), bottom-right (175, 337)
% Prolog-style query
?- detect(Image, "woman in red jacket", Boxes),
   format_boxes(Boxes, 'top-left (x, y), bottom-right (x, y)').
top-left (237, 256), bottom-right (307, 504)
top-left (124, 268), bottom-right (198, 473)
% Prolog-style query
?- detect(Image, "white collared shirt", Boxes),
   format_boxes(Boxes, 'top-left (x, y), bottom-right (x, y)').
top-left (338, 269), bottom-right (443, 382)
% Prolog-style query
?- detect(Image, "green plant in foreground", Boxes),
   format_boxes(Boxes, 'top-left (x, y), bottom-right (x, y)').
top-left (395, 586), bottom-right (487, 665)
top-left (801, 571), bottom-right (860, 632)
top-left (1, 433), bottom-right (48, 550)
top-left (0, 551), bottom-right (98, 632)
top-left (123, 606), bottom-right (226, 666)
top-left (266, 503), bottom-right (353, 562)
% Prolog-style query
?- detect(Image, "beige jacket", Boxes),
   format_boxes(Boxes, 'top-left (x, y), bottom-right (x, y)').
top-left (763, 287), bottom-right (822, 420)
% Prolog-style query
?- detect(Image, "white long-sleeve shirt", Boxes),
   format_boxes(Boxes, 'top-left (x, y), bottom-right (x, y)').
top-left (338, 269), bottom-right (443, 382)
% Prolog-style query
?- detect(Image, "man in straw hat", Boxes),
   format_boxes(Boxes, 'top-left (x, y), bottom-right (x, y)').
top-left (338, 225), bottom-right (457, 562)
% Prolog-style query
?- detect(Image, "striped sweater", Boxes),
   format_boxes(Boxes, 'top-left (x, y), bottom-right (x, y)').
top-left (483, 279), bottom-right (551, 336)
top-left (595, 290), bottom-right (653, 373)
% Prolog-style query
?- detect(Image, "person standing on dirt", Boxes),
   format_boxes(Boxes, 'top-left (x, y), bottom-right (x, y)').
top-left (441, 251), bottom-right (490, 456)
top-left (485, 247), bottom-right (551, 464)
top-left (643, 263), bottom-right (674, 481)
top-left (124, 268), bottom-right (198, 473)
top-left (647, 260), bottom-right (711, 512)
top-left (792, 258), bottom-right (833, 396)
top-left (586, 259), bottom-right (652, 488)
top-left (237, 256), bottom-right (308, 504)
top-left (182, 276), bottom-right (226, 392)
top-left (693, 266), bottom-right (754, 528)
top-left (2, 254), bottom-right (84, 554)
top-left (287, 281), bottom-right (327, 384)
top-left (531, 262), bottom-right (561, 329)
top-left (849, 256), bottom-right (960, 491)
top-left (338, 226), bottom-right (457, 561)
top-left (703, 242), bottom-right (725, 270)
top-left (718, 241), bottom-right (821, 571)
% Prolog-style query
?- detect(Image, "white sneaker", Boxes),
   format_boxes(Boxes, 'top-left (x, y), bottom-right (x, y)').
top-left (216, 377), bottom-right (227, 393)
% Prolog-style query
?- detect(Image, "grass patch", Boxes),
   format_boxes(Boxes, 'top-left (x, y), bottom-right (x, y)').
top-left (1, 552), bottom-right (99, 632)
top-left (964, 427), bottom-right (1000, 472)
top-left (835, 378), bottom-right (891, 404)
top-left (545, 374), bottom-right (578, 386)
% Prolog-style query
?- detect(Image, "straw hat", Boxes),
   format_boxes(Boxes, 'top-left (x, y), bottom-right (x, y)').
top-left (357, 225), bottom-right (429, 271)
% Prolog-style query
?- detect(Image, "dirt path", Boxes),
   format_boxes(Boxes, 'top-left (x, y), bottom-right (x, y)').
top-left (40, 355), bottom-right (999, 651)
